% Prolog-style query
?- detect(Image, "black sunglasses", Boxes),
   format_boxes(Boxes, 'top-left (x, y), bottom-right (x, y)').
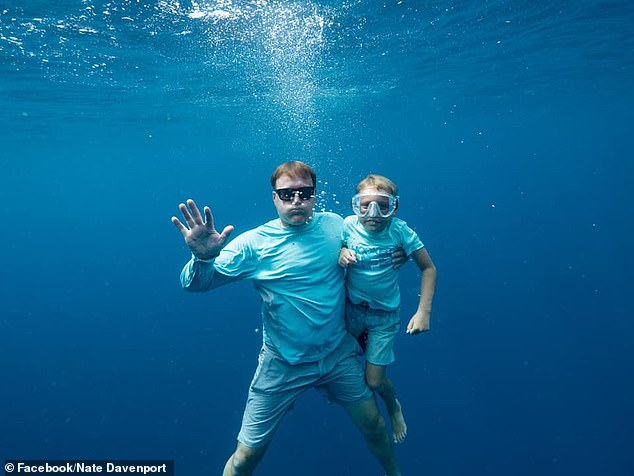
top-left (275, 187), bottom-right (315, 201)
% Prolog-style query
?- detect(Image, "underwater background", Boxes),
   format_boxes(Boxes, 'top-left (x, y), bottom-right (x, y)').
top-left (1, 1), bottom-right (632, 474)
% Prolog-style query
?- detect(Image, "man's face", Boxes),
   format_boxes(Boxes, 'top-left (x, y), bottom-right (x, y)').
top-left (272, 174), bottom-right (316, 227)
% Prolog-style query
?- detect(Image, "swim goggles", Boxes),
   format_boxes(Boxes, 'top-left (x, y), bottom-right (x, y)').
top-left (275, 187), bottom-right (315, 201)
top-left (351, 191), bottom-right (398, 218)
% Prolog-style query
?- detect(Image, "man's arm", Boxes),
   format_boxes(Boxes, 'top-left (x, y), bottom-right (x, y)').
top-left (180, 257), bottom-right (235, 292)
top-left (406, 247), bottom-right (437, 335)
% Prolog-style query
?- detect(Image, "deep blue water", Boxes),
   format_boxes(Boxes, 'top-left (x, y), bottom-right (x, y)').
top-left (1, 1), bottom-right (633, 475)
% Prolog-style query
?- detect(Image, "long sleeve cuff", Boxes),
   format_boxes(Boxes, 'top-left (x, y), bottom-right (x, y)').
top-left (180, 255), bottom-right (217, 291)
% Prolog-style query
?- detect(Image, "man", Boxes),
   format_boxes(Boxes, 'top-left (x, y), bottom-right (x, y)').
top-left (172, 161), bottom-right (401, 476)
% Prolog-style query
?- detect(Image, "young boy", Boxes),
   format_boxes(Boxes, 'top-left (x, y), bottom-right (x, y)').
top-left (339, 174), bottom-right (437, 444)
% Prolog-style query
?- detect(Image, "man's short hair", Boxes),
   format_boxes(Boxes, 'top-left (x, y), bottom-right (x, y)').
top-left (270, 161), bottom-right (317, 188)
top-left (356, 174), bottom-right (398, 196)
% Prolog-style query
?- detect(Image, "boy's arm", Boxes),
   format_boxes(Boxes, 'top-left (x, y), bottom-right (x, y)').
top-left (406, 247), bottom-right (437, 335)
top-left (338, 246), bottom-right (357, 268)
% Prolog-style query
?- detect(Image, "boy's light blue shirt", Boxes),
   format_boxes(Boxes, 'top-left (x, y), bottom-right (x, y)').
top-left (180, 212), bottom-right (346, 364)
top-left (343, 215), bottom-right (424, 311)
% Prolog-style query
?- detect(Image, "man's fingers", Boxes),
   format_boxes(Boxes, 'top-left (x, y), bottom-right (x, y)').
top-left (171, 216), bottom-right (187, 235)
top-left (179, 202), bottom-right (195, 227)
top-left (180, 199), bottom-right (212, 229)
top-left (187, 199), bottom-right (204, 224)
top-left (391, 248), bottom-right (407, 268)
top-left (203, 206), bottom-right (214, 230)
top-left (219, 225), bottom-right (235, 243)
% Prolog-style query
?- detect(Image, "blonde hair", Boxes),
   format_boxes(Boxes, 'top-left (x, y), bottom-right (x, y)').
top-left (356, 174), bottom-right (398, 196)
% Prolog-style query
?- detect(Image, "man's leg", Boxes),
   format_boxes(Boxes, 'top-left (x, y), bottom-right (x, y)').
top-left (223, 443), bottom-right (268, 476)
top-left (366, 363), bottom-right (407, 443)
top-left (344, 396), bottom-right (402, 476)
top-left (227, 344), bottom-right (311, 474)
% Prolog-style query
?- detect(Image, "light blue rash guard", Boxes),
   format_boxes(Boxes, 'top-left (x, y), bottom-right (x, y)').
top-left (180, 212), bottom-right (346, 365)
top-left (342, 215), bottom-right (424, 311)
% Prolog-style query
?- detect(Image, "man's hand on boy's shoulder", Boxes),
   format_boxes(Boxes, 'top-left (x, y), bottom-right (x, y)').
top-left (391, 248), bottom-right (408, 269)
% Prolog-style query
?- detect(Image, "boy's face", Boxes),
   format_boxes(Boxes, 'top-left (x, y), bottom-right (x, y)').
top-left (355, 187), bottom-right (396, 233)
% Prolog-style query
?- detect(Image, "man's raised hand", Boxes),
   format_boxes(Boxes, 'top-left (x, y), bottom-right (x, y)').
top-left (172, 199), bottom-right (234, 259)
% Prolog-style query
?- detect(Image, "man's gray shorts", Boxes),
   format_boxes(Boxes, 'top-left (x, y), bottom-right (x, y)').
top-left (237, 332), bottom-right (373, 448)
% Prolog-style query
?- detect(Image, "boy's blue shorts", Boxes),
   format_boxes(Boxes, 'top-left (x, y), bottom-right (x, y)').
top-left (345, 299), bottom-right (400, 366)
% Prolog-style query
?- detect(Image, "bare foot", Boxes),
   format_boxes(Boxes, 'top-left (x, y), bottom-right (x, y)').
top-left (390, 399), bottom-right (407, 443)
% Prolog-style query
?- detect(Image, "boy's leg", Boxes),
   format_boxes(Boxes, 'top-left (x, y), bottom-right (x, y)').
top-left (366, 363), bottom-right (407, 443)
top-left (344, 396), bottom-right (402, 476)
